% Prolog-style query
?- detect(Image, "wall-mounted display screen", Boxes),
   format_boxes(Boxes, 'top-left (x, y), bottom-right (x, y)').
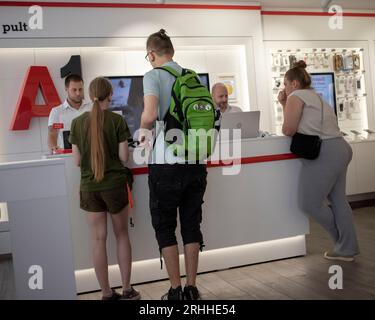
top-left (311, 72), bottom-right (337, 115)
top-left (107, 76), bottom-right (144, 137)
top-left (198, 73), bottom-right (210, 89)
top-left (107, 73), bottom-right (210, 137)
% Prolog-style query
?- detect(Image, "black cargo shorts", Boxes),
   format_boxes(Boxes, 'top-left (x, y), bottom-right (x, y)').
top-left (148, 163), bottom-right (207, 250)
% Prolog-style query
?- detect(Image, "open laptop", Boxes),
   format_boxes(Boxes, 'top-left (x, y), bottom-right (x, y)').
top-left (220, 111), bottom-right (260, 140)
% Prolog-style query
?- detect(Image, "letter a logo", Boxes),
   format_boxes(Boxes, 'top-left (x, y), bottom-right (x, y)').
top-left (10, 66), bottom-right (61, 130)
top-left (28, 265), bottom-right (43, 290)
top-left (328, 5), bottom-right (343, 30)
top-left (28, 5), bottom-right (43, 30)
top-left (328, 265), bottom-right (343, 290)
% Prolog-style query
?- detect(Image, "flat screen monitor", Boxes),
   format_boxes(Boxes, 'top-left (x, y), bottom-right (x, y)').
top-left (198, 73), bottom-right (210, 89)
top-left (107, 76), bottom-right (144, 137)
top-left (107, 72), bottom-right (210, 138)
top-left (310, 72), bottom-right (337, 115)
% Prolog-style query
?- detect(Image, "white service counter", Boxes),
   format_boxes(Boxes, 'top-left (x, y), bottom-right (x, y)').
top-left (46, 136), bottom-right (309, 293)
top-left (1, 136), bottom-right (310, 298)
top-left (2, 135), bottom-right (375, 298)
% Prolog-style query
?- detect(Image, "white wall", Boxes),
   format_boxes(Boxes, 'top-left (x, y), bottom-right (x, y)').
top-left (3, 5), bottom-right (375, 161)
top-left (0, 45), bottom-right (251, 162)
top-left (0, 4), bottom-right (267, 162)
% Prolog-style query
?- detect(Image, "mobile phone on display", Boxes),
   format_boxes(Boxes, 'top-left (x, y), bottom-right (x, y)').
top-left (357, 80), bottom-right (361, 89)
top-left (62, 130), bottom-right (72, 149)
top-left (364, 129), bottom-right (375, 134)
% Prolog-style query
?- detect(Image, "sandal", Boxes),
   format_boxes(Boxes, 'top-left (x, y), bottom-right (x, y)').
top-left (121, 286), bottom-right (141, 300)
top-left (102, 289), bottom-right (121, 300)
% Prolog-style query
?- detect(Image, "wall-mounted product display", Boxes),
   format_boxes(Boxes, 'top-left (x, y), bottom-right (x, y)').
top-left (217, 73), bottom-right (238, 103)
top-left (269, 48), bottom-right (368, 136)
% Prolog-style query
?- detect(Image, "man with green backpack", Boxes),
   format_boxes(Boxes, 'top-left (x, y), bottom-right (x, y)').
top-left (139, 29), bottom-right (215, 300)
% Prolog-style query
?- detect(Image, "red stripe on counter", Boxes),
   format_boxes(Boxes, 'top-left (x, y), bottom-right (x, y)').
top-left (53, 149), bottom-right (72, 154)
top-left (261, 10), bottom-right (375, 17)
top-left (0, 1), bottom-right (261, 10)
top-left (207, 153), bottom-right (298, 167)
top-left (131, 166), bottom-right (149, 175)
top-left (131, 153), bottom-right (299, 175)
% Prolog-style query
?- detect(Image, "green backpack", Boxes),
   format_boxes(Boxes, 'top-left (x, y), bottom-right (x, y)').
top-left (156, 66), bottom-right (215, 161)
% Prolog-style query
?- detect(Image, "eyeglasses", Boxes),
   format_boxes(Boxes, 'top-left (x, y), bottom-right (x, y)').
top-left (145, 50), bottom-right (154, 61)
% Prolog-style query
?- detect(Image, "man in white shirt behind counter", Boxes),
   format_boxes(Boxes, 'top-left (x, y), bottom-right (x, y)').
top-left (48, 74), bottom-right (91, 153)
top-left (211, 82), bottom-right (242, 130)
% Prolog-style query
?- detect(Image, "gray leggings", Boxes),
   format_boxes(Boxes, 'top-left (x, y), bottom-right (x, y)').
top-left (299, 137), bottom-right (359, 256)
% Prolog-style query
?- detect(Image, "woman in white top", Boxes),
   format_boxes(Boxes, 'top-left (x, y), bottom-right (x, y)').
top-left (278, 60), bottom-right (359, 261)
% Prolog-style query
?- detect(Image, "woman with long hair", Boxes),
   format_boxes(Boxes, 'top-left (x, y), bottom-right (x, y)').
top-left (278, 61), bottom-right (359, 262)
top-left (70, 77), bottom-right (140, 300)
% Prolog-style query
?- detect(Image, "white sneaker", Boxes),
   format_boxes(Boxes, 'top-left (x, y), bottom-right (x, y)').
top-left (324, 251), bottom-right (355, 262)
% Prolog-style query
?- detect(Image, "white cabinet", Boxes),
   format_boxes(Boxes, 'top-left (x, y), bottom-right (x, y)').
top-left (354, 140), bottom-right (375, 194)
top-left (0, 202), bottom-right (10, 255)
top-left (347, 139), bottom-right (375, 195)
top-left (0, 159), bottom-right (76, 299)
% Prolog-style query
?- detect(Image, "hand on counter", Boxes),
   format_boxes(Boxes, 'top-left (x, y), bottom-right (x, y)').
top-left (137, 128), bottom-right (153, 150)
top-left (51, 146), bottom-right (61, 154)
top-left (49, 145), bottom-right (72, 155)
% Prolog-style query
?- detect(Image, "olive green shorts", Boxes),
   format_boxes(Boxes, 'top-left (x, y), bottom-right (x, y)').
top-left (80, 186), bottom-right (129, 214)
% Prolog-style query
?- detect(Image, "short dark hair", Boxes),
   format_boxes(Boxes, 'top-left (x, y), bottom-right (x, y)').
top-left (146, 29), bottom-right (174, 56)
top-left (65, 74), bottom-right (83, 88)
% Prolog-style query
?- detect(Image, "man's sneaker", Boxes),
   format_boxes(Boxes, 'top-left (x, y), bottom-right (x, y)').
top-left (324, 251), bottom-right (355, 262)
top-left (121, 286), bottom-right (141, 300)
top-left (184, 285), bottom-right (201, 300)
top-left (102, 289), bottom-right (122, 300)
top-left (161, 286), bottom-right (184, 300)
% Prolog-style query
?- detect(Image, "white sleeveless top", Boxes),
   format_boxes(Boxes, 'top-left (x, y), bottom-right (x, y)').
top-left (289, 89), bottom-right (342, 140)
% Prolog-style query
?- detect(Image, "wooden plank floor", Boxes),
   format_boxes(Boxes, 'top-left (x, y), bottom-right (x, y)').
top-left (1, 206), bottom-right (374, 300)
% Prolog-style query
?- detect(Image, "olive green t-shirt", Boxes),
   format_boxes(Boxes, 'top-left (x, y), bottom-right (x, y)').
top-left (69, 110), bottom-right (131, 192)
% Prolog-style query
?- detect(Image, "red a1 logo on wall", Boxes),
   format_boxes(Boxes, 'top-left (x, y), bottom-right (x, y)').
top-left (10, 66), bottom-right (61, 130)
top-left (10, 55), bottom-right (81, 130)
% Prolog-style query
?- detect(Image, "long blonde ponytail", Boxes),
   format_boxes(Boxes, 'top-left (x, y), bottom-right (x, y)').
top-left (88, 77), bottom-right (113, 182)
